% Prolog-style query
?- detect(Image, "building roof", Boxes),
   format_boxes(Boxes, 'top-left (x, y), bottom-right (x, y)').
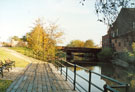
top-left (108, 8), bottom-right (135, 36)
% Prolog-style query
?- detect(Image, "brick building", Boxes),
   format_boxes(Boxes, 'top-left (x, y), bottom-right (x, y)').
top-left (102, 8), bottom-right (135, 52)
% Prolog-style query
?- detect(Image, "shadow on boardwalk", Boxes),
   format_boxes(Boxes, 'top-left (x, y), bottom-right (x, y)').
top-left (7, 62), bottom-right (76, 92)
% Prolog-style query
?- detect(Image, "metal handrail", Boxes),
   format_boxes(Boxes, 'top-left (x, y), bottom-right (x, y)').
top-left (104, 85), bottom-right (119, 92)
top-left (55, 59), bottom-right (129, 92)
top-left (61, 59), bottom-right (127, 85)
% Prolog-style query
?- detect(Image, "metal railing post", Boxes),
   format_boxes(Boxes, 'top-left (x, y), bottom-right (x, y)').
top-left (88, 70), bottom-right (91, 92)
top-left (126, 84), bottom-right (129, 92)
top-left (103, 84), bottom-right (107, 92)
top-left (73, 64), bottom-right (76, 90)
top-left (66, 66), bottom-right (68, 81)
top-left (61, 65), bottom-right (62, 75)
top-left (1, 68), bottom-right (3, 78)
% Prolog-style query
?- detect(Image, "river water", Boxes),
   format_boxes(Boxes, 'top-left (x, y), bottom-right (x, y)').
top-left (61, 62), bottom-right (135, 92)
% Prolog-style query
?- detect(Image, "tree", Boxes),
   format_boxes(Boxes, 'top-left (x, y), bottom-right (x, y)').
top-left (81, 0), bottom-right (135, 25)
top-left (11, 36), bottom-right (20, 41)
top-left (26, 18), bottom-right (63, 61)
top-left (27, 19), bottom-right (45, 57)
top-left (67, 40), bottom-right (84, 47)
top-left (21, 36), bottom-right (27, 42)
top-left (132, 42), bottom-right (135, 55)
top-left (84, 39), bottom-right (95, 48)
top-left (98, 47), bottom-right (113, 61)
top-left (132, 42), bottom-right (135, 51)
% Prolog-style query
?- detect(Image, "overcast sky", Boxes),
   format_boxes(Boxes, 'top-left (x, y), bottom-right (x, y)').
top-left (0, 0), bottom-right (107, 46)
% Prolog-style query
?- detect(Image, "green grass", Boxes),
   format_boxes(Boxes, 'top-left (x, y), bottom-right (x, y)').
top-left (0, 79), bottom-right (12, 92)
top-left (0, 48), bottom-right (29, 67)
top-left (9, 47), bottom-right (46, 61)
top-left (9, 47), bottom-right (34, 58)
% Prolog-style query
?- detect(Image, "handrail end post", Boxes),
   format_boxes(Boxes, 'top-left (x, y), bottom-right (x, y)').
top-left (103, 84), bottom-right (107, 92)
top-left (126, 84), bottom-right (130, 92)
top-left (60, 65), bottom-right (62, 75)
top-left (73, 64), bottom-right (76, 90)
top-left (65, 66), bottom-right (68, 81)
top-left (88, 70), bottom-right (91, 92)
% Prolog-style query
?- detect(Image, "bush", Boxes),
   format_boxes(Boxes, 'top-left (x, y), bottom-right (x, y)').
top-left (98, 47), bottom-right (113, 61)
top-left (55, 51), bottom-right (66, 59)
top-left (113, 51), bottom-right (135, 64)
top-left (113, 52), bottom-right (129, 61)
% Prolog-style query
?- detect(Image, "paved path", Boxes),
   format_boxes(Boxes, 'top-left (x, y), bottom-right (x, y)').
top-left (7, 62), bottom-right (76, 92)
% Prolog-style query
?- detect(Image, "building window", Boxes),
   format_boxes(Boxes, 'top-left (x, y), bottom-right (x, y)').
top-left (113, 32), bottom-right (115, 37)
top-left (112, 43), bottom-right (114, 47)
top-left (133, 22), bottom-right (135, 29)
top-left (115, 39), bottom-right (117, 43)
top-left (119, 42), bottom-right (121, 47)
top-left (116, 29), bottom-right (119, 36)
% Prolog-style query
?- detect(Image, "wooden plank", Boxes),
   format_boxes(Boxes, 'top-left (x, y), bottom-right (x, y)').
top-left (48, 63), bottom-right (75, 92)
top-left (44, 63), bottom-right (52, 92)
top-left (37, 63), bottom-right (43, 92)
top-left (42, 63), bottom-right (48, 92)
top-left (7, 62), bottom-right (76, 92)
top-left (6, 63), bottom-right (32, 92)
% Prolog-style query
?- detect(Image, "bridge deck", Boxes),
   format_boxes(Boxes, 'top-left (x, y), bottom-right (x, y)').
top-left (57, 46), bottom-right (101, 53)
top-left (7, 62), bottom-right (76, 92)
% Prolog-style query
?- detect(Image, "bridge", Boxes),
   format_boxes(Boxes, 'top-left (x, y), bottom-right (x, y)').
top-left (57, 46), bottom-right (102, 62)
top-left (57, 46), bottom-right (101, 53)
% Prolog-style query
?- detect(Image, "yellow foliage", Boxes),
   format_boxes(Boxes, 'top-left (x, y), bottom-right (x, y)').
top-left (131, 80), bottom-right (135, 88)
top-left (26, 19), bottom-right (63, 61)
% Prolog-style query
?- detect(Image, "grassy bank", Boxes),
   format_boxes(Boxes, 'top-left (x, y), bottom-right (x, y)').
top-left (9, 47), bottom-right (46, 61)
top-left (0, 80), bottom-right (12, 92)
top-left (0, 47), bottom-right (29, 67)
top-left (9, 47), bottom-right (34, 57)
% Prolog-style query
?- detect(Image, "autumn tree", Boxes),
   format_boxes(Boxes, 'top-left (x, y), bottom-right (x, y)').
top-left (27, 19), bottom-right (63, 61)
top-left (11, 36), bottom-right (20, 41)
top-left (27, 20), bottom-right (45, 58)
top-left (21, 36), bottom-right (27, 42)
top-left (45, 22), bottom-right (63, 60)
top-left (84, 39), bottom-right (95, 48)
top-left (67, 40), bottom-right (84, 47)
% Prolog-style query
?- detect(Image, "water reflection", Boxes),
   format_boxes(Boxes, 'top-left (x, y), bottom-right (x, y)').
top-left (63, 62), bottom-right (135, 92)
top-left (63, 66), bottom-right (106, 92)
top-left (100, 64), bottom-right (135, 92)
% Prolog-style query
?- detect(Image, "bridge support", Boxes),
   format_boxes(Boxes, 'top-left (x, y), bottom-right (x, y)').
top-left (66, 52), bottom-right (73, 62)
top-left (94, 53), bottom-right (98, 59)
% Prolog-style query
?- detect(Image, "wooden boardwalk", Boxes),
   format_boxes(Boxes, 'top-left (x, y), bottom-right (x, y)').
top-left (7, 62), bottom-right (76, 92)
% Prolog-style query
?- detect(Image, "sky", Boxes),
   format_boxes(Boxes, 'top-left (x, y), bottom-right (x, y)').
top-left (0, 0), bottom-right (108, 46)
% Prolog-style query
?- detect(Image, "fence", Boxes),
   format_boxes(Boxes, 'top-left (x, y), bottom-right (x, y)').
top-left (55, 60), bottom-right (130, 92)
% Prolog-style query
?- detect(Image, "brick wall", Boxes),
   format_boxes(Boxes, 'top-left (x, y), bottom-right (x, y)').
top-left (112, 31), bottom-right (135, 52)
top-left (102, 8), bottom-right (135, 52)
top-left (102, 34), bottom-right (110, 48)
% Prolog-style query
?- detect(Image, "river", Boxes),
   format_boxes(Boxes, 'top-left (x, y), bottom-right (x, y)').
top-left (60, 62), bottom-right (135, 92)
